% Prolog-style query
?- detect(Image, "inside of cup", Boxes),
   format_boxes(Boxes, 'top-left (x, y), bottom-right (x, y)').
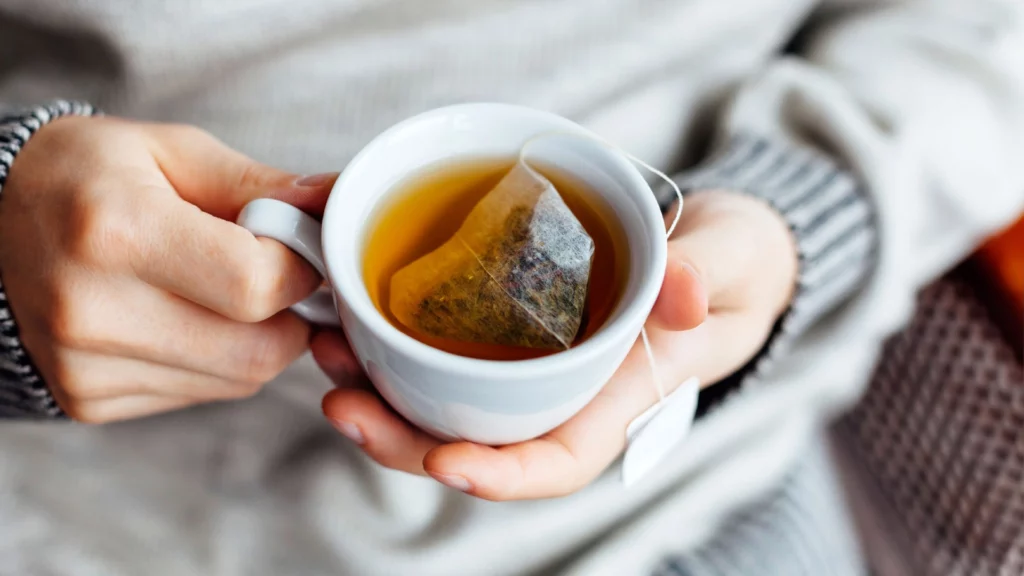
top-left (368, 144), bottom-right (657, 353)
top-left (325, 105), bottom-right (664, 364)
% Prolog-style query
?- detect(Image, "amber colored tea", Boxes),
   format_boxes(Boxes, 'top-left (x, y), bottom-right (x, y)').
top-left (362, 158), bottom-right (628, 361)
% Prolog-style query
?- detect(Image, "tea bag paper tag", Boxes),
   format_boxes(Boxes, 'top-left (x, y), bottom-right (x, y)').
top-left (622, 376), bottom-right (699, 488)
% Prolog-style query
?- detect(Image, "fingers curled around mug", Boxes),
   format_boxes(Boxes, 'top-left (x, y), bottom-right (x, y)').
top-left (133, 196), bottom-right (322, 322)
top-left (49, 350), bottom-right (267, 403)
top-left (40, 278), bottom-right (310, 385)
top-left (143, 122), bottom-right (301, 221)
top-left (61, 393), bottom-right (200, 425)
top-left (423, 440), bottom-right (583, 500)
top-left (310, 330), bottom-right (364, 387)
top-left (322, 388), bottom-right (443, 475)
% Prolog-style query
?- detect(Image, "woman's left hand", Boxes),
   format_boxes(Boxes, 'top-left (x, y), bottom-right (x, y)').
top-left (314, 190), bottom-right (797, 500)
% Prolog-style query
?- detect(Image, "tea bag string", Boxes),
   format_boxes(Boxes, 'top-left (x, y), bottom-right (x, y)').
top-left (520, 132), bottom-right (684, 401)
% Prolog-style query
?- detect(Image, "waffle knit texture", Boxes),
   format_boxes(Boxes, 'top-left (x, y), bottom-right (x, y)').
top-left (838, 277), bottom-right (1024, 576)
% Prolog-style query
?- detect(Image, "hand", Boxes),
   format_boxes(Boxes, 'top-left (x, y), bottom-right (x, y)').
top-left (315, 190), bottom-right (797, 500)
top-left (0, 115), bottom-right (337, 423)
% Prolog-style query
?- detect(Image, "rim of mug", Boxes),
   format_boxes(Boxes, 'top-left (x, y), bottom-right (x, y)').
top-left (322, 103), bottom-right (667, 380)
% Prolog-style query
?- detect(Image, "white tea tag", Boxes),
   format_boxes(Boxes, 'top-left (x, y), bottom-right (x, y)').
top-left (622, 376), bottom-right (700, 487)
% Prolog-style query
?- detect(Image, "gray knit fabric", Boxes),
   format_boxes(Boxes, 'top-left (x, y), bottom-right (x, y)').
top-left (0, 100), bottom-right (97, 419)
top-left (656, 435), bottom-right (864, 576)
top-left (662, 133), bottom-right (876, 416)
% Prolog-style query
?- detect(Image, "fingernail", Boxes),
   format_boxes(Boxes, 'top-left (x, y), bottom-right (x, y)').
top-left (330, 419), bottom-right (365, 445)
top-left (680, 262), bottom-right (703, 286)
top-left (295, 172), bottom-right (339, 187)
top-left (430, 472), bottom-right (472, 492)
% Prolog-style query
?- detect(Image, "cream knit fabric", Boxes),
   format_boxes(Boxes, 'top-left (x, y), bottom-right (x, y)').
top-left (0, 1), bottom-right (1023, 574)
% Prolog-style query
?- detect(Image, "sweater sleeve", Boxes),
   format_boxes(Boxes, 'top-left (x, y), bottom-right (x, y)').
top-left (0, 100), bottom-right (97, 419)
top-left (658, 134), bottom-right (877, 415)
top-left (666, 0), bottom-right (1024, 416)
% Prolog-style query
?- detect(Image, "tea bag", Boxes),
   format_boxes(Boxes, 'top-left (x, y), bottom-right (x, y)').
top-left (389, 160), bottom-right (595, 350)
top-left (487, 132), bottom-right (694, 489)
top-left (394, 130), bottom-right (695, 488)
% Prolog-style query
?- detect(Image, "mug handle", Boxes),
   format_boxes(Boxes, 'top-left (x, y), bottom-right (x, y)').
top-left (236, 198), bottom-right (341, 326)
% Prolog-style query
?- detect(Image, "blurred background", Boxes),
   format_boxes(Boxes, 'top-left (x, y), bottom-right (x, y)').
top-left (657, 215), bottom-right (1023, 576)
top-left (831, 215), bottom-right (1023, 576)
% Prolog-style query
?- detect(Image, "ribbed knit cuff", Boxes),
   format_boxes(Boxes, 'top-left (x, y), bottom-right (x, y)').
top-left (0, 100), bottom-right (98, 419)
top-left (658, 134), bottom-right (878, 416)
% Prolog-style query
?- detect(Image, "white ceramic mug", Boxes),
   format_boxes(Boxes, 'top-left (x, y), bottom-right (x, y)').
top-left (237, 103), bottom-right (666, 445)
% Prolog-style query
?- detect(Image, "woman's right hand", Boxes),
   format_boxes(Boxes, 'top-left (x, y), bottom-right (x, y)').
top-left (0, 115), bottom-right (337, 423)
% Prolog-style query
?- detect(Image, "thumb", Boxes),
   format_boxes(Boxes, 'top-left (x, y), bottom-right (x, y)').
top-left (650, 192), bottom-right (797, 331)
top-left (649, 257), bottom-right (708, 332)
top-left (144, 123), bottom-right (336, 220)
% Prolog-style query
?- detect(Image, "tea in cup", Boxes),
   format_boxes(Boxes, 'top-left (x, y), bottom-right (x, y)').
top-left (238, 103), bottom-right (666, 445)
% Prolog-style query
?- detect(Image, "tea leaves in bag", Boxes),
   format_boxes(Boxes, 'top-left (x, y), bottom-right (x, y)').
top-left (389, 161), bottom-right (595, 350)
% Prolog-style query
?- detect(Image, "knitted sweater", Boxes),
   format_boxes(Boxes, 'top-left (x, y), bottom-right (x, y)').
top-left (0, 1), bottom-right (1022, 574)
